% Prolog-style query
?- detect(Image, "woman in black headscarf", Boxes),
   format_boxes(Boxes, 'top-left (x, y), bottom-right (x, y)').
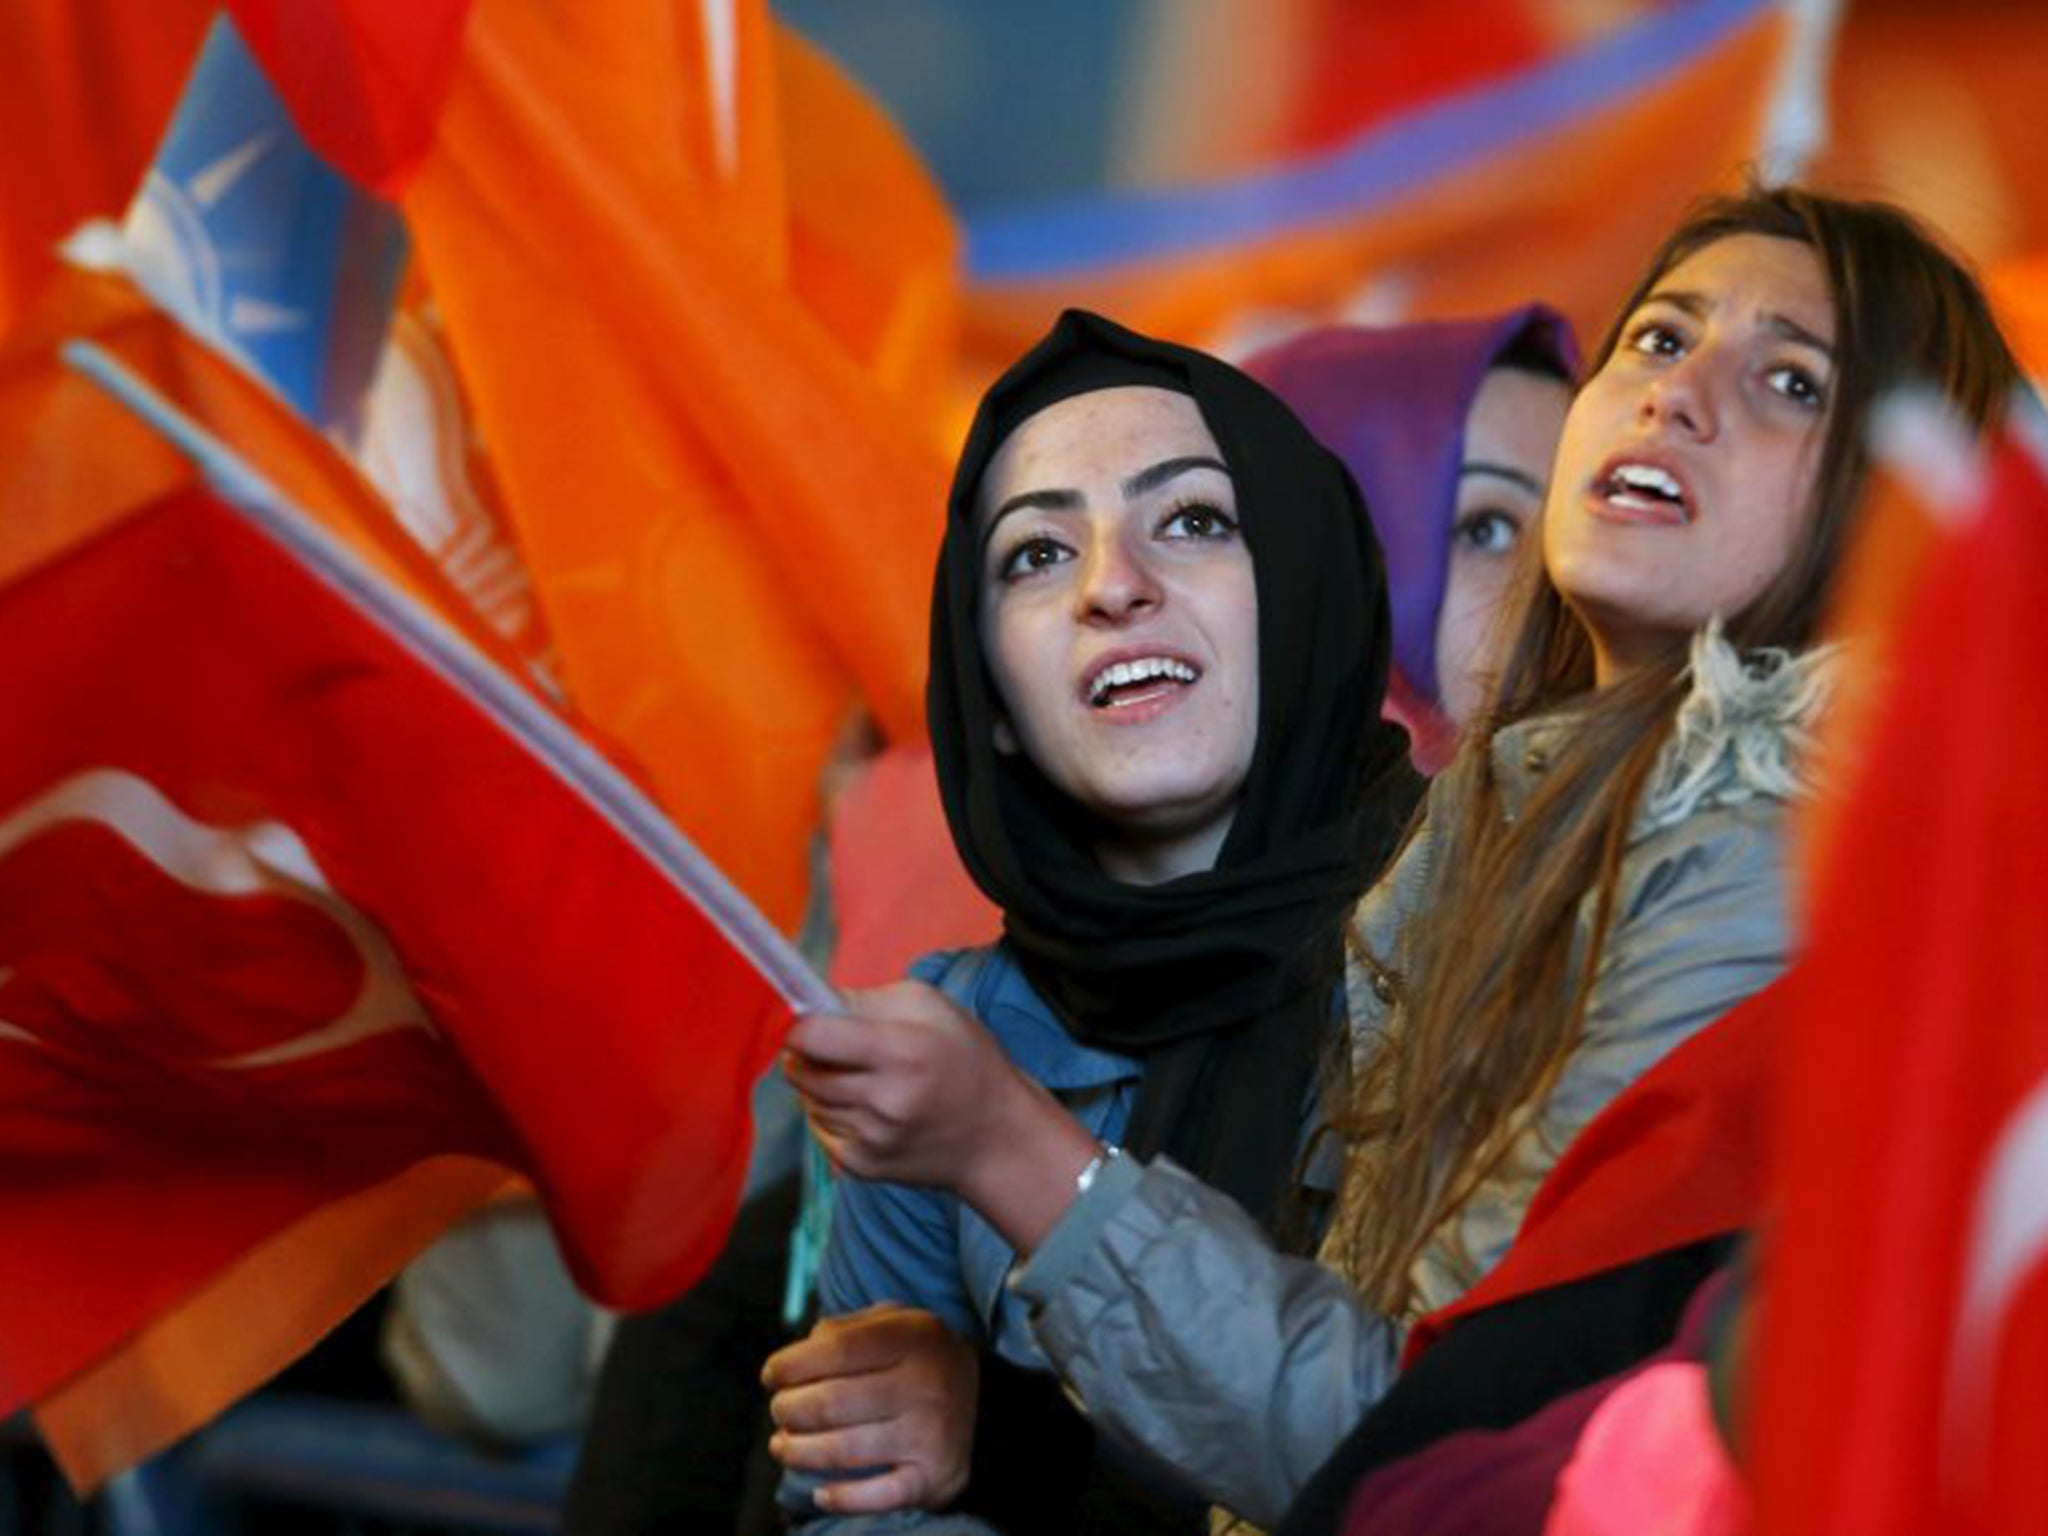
top-left (777, 309), bottom-right (1418, 1530)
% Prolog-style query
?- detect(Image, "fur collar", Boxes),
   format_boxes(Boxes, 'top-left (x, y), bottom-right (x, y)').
top-left (1635, 621), bottom-right (1839, 836)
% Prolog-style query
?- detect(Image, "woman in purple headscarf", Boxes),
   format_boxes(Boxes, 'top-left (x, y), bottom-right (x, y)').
top-left (1245, 306), bottom-right (1577, 768)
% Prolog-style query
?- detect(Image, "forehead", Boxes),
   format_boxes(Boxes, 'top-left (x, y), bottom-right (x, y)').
top-left (1648, 233), bottom-right (1834, 338)
top-left (1464, 367), bottom-right (1570, 470)
top-left (977, 386), bottom-right (1221, 513)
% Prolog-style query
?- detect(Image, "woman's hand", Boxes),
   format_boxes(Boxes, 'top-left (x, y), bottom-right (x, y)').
top-left (764, 1305), bottom-right (977, 1515)
top-left (785, 981), bottom-right (1100, 1253)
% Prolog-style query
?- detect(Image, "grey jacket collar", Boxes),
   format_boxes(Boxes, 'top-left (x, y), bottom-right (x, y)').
top-left (1489, 621), bottom-right (1839, 834)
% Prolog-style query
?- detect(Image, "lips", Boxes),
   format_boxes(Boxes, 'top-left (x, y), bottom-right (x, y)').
top-left (1081, 649), bottom-right (1202, 711)
top-left (1591, 453), bottom-right (1695, 526)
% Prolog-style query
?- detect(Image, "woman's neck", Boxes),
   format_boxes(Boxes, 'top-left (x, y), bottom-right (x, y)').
top-left (1093, 812), bottom-right (1235, 886)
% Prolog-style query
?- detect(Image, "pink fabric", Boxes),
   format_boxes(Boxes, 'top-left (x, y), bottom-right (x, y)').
top-left (1543, 1363), bottom-right (1749, 1536)
top-left (826, 743), bottom-right (999, 989)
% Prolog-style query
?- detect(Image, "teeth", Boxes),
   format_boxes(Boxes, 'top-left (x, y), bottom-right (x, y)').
top-left (1088, 656), bottom-right (1199, 703)
top-left (1611, 463), bottom-right (1683, 501)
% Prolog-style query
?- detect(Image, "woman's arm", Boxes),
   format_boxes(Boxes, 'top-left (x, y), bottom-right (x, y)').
top-left (785, 980), bottom-right (1102, 1255)
top-left (1014, 1154), bottom-right (1400, 1529)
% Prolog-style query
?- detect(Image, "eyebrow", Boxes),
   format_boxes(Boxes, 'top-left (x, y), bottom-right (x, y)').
top-left (1639, 288), bottom-right (1835, 358)
top-left (1122, 455), bottom-right (1230, 498)
top-left (981, 455), bottom-right (1232, 548)
top-left (1460, 460), bottom-right (1544, 496)
top-left (1765, 313), bottom-right (1834, 357)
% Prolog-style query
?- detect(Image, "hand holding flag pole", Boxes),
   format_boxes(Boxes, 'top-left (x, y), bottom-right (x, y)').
top-left (0, 336), bottom-right (840, 1488)
top-left (62, 336), bottom-right (839, 1022)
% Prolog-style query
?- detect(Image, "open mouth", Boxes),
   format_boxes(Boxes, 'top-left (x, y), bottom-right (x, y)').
top-left (1085, 655), bottom-right (1200, 710)
top-left (1594, 460), bottom-right (1692, 525)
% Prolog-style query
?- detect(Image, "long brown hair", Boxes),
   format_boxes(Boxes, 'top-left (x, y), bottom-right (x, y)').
top-left (1336, 184), bottom-right (2021, 1316)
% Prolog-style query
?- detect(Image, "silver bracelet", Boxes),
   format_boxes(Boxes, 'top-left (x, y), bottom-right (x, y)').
top-left (1074, 1143), bottom-right (1124, 1197)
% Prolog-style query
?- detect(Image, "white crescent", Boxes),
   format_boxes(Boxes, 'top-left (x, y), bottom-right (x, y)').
top-left (1943, 1070), bottom-right (2048, 1484)
top-left (0, 766), bottom-right (433, 1069)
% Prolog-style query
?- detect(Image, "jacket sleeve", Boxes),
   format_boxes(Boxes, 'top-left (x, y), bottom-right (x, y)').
top-left (1011, 1152), bottom-right (1399, 1529)
top-left (1430, 799), bottom-right (1791, 1304)
top-left (998, 821), bottom-right (1436, 1528)
top-left (1569, 801), bottom-right (1789, 1114)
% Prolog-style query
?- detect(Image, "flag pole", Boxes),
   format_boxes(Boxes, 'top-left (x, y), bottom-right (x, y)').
top-left (61, 337), bottom-right (840, 1017)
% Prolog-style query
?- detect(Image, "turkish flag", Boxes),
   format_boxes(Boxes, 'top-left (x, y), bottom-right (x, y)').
top-left (1752, 412), bottom-right (2048, 1536)
top-left (0, 271), bottom-right (817, 1487)
top-left (203, 0), bottom-right (958, 930)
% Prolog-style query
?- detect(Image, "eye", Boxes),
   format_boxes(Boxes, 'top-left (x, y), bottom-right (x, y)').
top-left (1624, 318), bottom-right (1688, 360)
top-left (994, 534), bottom-right (1073, 583)
top-left (1158, 501), bottom-right (1240, 541)
top-left (1765, 362), bottom-right (1829, 411)
top-left (1452, 509), bottom-right (1521, 555)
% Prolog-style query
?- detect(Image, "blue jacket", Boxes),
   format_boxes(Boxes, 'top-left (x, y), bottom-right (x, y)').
top-left (780, 944), bottom-right (1138, 1532)
top-left (814, 942), bottom-right (1140, 1367)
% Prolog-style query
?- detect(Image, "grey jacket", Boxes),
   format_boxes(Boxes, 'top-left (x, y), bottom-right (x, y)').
top-left (1011, 629), bottom-right (1833, 1529)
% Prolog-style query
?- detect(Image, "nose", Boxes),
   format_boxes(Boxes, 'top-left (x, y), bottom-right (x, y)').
top-left (1076, 528), bottom-right (1161, 624)
top-left (1639, 346), bottom-right (1721, 441)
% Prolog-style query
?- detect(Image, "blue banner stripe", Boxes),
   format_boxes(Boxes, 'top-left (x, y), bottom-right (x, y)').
top-left (966, 0), bottom-right (1777, 284)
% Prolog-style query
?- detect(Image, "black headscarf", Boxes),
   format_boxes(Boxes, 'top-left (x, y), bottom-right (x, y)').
top-left (929, 309), bottom-right (1421, 1231)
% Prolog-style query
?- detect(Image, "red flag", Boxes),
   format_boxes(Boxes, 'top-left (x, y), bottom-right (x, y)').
top-left (825, 744), bottom-right (999, 991)
top-left (0, 0), bottom-right (216, 340)
top-left (0, 276), bottom-right (820, 1486)
top-left (208, 0), bottom-right (960, 930)
top-left (1752, 409), bottom-right (2048, 1536)
top-left (1403, 983), bottom-right (1780, 1367)
top-left (224, 0), bottom-right (473, 196)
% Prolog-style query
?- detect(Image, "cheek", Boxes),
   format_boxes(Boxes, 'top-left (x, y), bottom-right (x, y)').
top-left (1219, 571), bottom-right (1261, 736)
top-left (1442, 551), bottom-right (1517, 625)
top-left (1434, 557), bottom-right (1517, 714)
top-left (980, 601), bottom-right (1046, 736)
top-left (1722, 443), bottom-right (1824, 602)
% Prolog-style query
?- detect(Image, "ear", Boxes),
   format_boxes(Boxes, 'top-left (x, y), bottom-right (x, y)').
top-left (992, 712), bottom-right (1020, 755)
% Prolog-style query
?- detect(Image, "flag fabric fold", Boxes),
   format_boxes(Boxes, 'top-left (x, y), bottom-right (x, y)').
top-left (1753, 408), bottom-right (2048, 1536)
top-left (0, 267), bottom-right (823, 1486)
top-left (398, 0), bottom-right (955, 928)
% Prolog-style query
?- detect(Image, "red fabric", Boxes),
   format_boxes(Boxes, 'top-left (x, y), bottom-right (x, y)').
top-left (1752, 431), bottom-right (2048, 1536)
top-left (1286, 0), bottom-right (1546, 161)
top-left (826, 744), bottom-right (999, 990)
top-left (226, 0), bottom-right (472, 196)
top-left (1382, 668), bottom-right (1457, 776)
top-left (0, 478), bottom-right (786, 1476)
top-left (1405, 984), bottom-right (1780, 1366)
top-left (0, 0), bottom-right (215, 339)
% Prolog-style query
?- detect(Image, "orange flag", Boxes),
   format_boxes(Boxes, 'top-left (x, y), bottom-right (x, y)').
top-left (1991, 255), bottom-right (2048, 388)
top-left (395, 0), bottom-right (957, 928)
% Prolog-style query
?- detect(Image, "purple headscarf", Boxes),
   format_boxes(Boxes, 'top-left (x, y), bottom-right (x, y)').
top-left (1244, 306), bottom-right (1577, 707)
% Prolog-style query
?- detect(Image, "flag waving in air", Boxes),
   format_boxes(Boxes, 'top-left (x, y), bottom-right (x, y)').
top-left (0, 0), bottom-right (959, 1489)
top-left (214, 0), bottom-right (959, 929)
top-left (1753, 399), bottom-right (2048, 1536)
top-left (0, 328), bottom-right (828, 1488)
